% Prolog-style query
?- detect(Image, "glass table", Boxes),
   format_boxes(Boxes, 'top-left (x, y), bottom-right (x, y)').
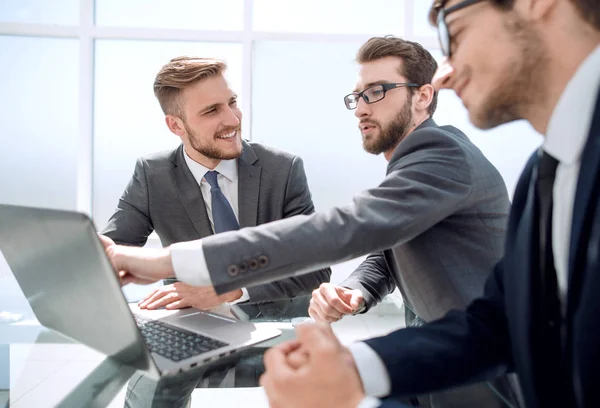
top-left (1, 296), bottom-right (311, 408)
top-left (1, 285), bottom-right (404, 408)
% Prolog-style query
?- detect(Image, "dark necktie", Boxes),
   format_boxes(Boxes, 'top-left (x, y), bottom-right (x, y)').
top-left (537, 150), bottom-right (560, 323)
top-left (536, 150), bottom-right (576, 405)
top-left (204, 170), bottom-right (239, 233)
top-left (537, 150), bottom-right (559, 275)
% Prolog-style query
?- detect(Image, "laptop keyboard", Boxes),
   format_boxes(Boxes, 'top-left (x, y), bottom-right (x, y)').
top-left (133, 314), bottom-right (229, 362)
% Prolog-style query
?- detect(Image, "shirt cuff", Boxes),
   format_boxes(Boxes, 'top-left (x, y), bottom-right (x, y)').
top-left (356, 396), bottom-right (382, 408)
top-left (228, 287), bottom-right (250, 305)
top-left (349, 342), bottom-right (391, 398)
top-left (170, 240), bottom-right (213, 286)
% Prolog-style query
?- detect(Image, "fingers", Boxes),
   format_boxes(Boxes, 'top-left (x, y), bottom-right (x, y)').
top-left (274, 340), bottom-right (302, 355)
top-left (286, 349), bottom-right (309, 369)
top-left (322, 284), bottom-right (354, 314)
top-left (139, 289), bottom-right (159, 305)
top-left (263, 346), bottom-right (295, 377)
top-left (98, 234), bottom-right (115, 249)
top-left (309, 286), bottom-right (347, 323)
top-left (146, 292), bottom-right (181, 310)
top-left (139, 287), bottom-right (180, 310)
top-left (164, 299), bottom-right (189, 310)
top-left (344, 289), bottom-right (365, 311)
top-left (295, 322), bottom-right (340, 358)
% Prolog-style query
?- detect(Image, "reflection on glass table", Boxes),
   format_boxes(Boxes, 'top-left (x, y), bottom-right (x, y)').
top-left (2, 299), bottom-right (303, 408)
top-left (2, 297), bottom-right (404, 408)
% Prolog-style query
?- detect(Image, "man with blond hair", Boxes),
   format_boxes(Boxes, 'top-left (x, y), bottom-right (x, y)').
top-left (102, 56), bottom-right (330, 407)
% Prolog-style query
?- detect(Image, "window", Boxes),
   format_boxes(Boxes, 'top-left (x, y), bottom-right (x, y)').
top-left (254, 0), bottom-right (405, 35)
top-left (0, 0), bottom-right (79, 25)
top-left (253, 41), bottom-right (387, 211)
top-left (95, 0), bottom-right (243, 30)
top-left (0, 36), bottom-right (79, 210)
top-left (93, 40), bottom-right (243, 228)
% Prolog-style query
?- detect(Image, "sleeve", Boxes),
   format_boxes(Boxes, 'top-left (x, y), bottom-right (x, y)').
top-left (341, 252), bottom-right (396, 312)
top-left (203, 129), bottom-right (473, 295)
top-left (349, 342), bottom-right (392, 397)
top-left (244, 156), bottom-right (332, 303)
top-left (171, 240), bottom-right (212, 286)
top-left (100, 157), bottom-right (154, 247)
top-left (363, 260), bottom-right (513, 399)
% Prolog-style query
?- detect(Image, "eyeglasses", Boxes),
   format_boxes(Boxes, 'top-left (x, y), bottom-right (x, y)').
top-left (436, 0), bottom-right (484, 57)
top-left (344, 83), bottom-right (419, 110)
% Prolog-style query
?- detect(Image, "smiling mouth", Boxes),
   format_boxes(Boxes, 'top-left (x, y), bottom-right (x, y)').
top-left (216, 130), bottom-right (238, 140)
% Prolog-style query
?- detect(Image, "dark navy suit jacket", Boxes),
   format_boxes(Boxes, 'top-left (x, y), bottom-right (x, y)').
top-left (372, 91), bottom-right (600, 408)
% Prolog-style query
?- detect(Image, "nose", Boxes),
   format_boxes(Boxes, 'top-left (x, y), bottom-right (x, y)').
top-left (432, 58), bottom-right (455, 91)
top-left (354, 96), bottom-right (371, 119)
top-left (224, 105), bottom-right (241, 127)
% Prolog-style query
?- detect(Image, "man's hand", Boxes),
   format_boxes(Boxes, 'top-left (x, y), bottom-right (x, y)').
top-left (309, 283), bottom-right (365, 323)
top-left (99, 235), bottom-right (175, 285)
top-left (260, 323), bottom-right (365, 408)
top-left (138, 282), bottom-right (242, 310)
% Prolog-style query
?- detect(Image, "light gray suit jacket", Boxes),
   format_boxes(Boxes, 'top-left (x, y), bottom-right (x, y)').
top-left (203, 120), bottom-right (509, 321)
top-left (102, 140), bottom-right (331, 317)
top-left (199, 120), bottom-right (516, 406)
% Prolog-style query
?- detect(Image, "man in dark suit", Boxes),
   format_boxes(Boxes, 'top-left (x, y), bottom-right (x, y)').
top-left (102, 56), bottom-right (330, 318)
top-left (101, 39), bottom-right (517, 406)
top-left (101, 56), bottom-right (330, 408)
top-left (253, 1), bottom-right (600, 407)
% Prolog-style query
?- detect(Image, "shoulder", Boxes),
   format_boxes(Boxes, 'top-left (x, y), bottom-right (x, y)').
top-left (139, 146), bottom-right (180, 165)
top-left (244, 141), bottom-right (301, 167)
top-left (389, 123), bottom-right (469, 166)
top-left (133, 146), bottom-right (181, 173)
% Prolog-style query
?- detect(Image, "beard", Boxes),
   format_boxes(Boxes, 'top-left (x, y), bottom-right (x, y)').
top-left (471, 15), bottom-right (549, 129)
top-left (362, 94), bottom-right (413, 155)
top-left (183, 121), bottom-right (242, 160)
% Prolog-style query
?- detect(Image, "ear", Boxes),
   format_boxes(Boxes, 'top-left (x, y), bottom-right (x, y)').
top-left (514, 0), bottom-right (556, 21)
top-left (413, 84), bottom-right (435, 114)
top-left (165, 115), bottom-right (185, 137)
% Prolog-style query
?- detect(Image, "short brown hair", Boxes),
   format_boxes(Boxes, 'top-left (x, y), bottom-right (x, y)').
top-left (357, 36), bottom-right (439, 116)
top-left (428, 0), bottom-right (600, 31)
top-left (153, 56), bottom-right (227, 116)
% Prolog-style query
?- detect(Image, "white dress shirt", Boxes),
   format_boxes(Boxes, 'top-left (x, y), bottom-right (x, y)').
top-left (171, 47), bottom-right (600, 408)
top-left (177, 151), bottom-right (249, 304)
top-left (543, 45), bottom-right (600, 308)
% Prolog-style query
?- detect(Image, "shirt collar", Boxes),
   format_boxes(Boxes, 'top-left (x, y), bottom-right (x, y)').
top-left (183, 148), bottom-right (238, 182)
top-left (544, 46), bottom-right (600, 165)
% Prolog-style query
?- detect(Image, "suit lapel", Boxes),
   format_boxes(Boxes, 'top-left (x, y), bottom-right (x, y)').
top-left (568, 94), bottom-right (600, 307)
top-left (170, 146), bottom-right (213, 238)
top-left (237, 141), bottom-right (261, 228)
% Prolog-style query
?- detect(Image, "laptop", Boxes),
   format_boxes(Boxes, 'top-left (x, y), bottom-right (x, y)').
top-left (0, 204), bottom-right (281, 378)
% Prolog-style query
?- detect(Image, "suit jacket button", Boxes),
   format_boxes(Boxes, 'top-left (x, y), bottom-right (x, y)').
top-left (239, 262), bottom-right (248, 273)
top-left (258, 255), bottom-right (269, 267)
top-left (248, 259), bottom-right (259, 270)
top-left (227, 265), bottom-right (239, 276)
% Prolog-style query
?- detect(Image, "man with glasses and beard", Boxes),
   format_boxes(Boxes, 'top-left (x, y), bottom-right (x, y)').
top-left (101, 38), bottom-right (516, 406)
top-left (101, 56), bottom-right (331, 407)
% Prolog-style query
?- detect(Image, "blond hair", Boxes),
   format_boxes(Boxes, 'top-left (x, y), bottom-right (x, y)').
top-left (153, 56), bottom-right (227, 116)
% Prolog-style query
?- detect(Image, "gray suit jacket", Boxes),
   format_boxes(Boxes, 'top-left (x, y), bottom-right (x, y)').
top-left (102, 140), bottom-right (331, 317)
top-left (341, 121), bottom-right (509, 321)
top-left (203, 120), bottom-right (509, 320)
top-left (199, 120), bottom-right (515, 406)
